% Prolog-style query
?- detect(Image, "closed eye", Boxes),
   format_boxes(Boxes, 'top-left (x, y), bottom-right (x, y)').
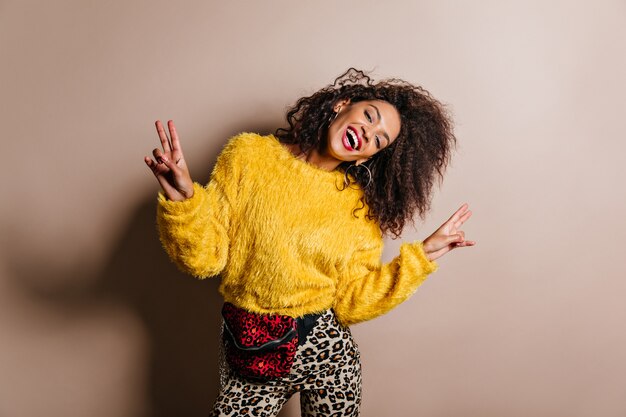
top-left (364, 111), bottom-right (372, 123)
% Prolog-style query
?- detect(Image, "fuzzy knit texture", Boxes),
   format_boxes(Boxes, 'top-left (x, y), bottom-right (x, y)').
top-left (157, 133), bottom-right (438, 326)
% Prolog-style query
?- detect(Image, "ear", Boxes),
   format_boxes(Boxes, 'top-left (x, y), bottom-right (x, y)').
top-left (333, 99), bottom-right (351, 113)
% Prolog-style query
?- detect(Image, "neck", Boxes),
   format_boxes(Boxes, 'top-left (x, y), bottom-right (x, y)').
top-left (284, 143), bottom-right (340, 171)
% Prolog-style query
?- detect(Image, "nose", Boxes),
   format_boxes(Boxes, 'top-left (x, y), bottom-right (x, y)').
top-left (361, 126), bottom-right (372, 143)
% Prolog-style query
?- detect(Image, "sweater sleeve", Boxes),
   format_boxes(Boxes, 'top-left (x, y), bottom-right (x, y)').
top-left (156, 138), bottom-right (242, 278)
top-left (333, 240), bottom-right (438, 326)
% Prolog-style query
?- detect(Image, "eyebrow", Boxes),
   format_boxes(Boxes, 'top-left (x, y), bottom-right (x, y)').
top-left (371, 104), bottom-right (391, 146)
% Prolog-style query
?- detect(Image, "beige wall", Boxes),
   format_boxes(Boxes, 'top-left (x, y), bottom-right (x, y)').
top-left (1, 1), bottom-right (625, 416)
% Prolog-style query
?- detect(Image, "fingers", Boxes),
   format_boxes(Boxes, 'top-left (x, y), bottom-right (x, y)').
top-left (424, 227), bottom-right (476, 261)
top-left (168, 120), bottom-right (182, 152)
top-left (426, 237), bottom-right (475, 261)
top-left (445, 232), bottom-right (476, 248)
top-left (157, 153), bottom-right (180, 174)
top-left (446, 233), bottom-right (464, 245)
top-left (451, 231), bottom-right (476, 245)
top-left (148, 147), bottom-right (180, 177)
top-left (144, 156), bottom-right (157, 173)
top-left (454, 209), bottom-right (472, 229)
top-left (442, 203), bottom-right (472, 230)
top-left (451, 229), bottom-right (475, 248)
top-left (447, 203), bottom-right (469, 224)
top-left (155, 120), bottom-right (173, 153)
top-left (145, 154), bottom-right (168, 178)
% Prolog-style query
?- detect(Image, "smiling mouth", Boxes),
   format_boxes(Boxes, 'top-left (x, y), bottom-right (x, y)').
top-left (345, 127), bottom-right (360, 150)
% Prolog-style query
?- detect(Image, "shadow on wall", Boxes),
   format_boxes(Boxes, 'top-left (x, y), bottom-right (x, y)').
top-left (99, 196), bottom-right (224, 416)
top-left (5, 193), bottom-right (223, 416)
top-left (100, 182), bottom-right (300, 416)
top-left (95, 172), bottom-right (301, 416)
top-left (1, 123), bottom-right (304, 417)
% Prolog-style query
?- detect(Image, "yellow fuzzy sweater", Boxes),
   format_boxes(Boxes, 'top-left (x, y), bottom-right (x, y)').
top-left (157, 133), bottom-right (438, 326)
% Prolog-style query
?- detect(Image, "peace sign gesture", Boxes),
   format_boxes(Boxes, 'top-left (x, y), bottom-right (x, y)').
top-left (422, 203), bottom-right (475, 261)
top-left (144, 120), bottom-right (194, 201)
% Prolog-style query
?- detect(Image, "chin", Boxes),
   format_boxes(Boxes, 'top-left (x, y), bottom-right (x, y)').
top-left (328, 142), bottom-right (350, 163)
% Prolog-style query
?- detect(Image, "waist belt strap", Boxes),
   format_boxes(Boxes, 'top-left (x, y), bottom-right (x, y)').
top-left (296, 313), bottom-right (322, 346)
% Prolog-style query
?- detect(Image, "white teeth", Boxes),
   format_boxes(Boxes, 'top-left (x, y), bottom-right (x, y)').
top-left (346, 128), bottom-right (358, 149)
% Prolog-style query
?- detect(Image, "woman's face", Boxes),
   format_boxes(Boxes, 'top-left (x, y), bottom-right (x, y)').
top-left (325, 99), bottom-right (401, 166)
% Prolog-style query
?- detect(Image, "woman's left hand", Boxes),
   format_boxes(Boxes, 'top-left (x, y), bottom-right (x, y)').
top-left (423, 203), bottom-right (475, 261)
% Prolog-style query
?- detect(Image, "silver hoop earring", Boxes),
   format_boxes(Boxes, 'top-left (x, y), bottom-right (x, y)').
top-left (344, 163), bottom-right (372, 189)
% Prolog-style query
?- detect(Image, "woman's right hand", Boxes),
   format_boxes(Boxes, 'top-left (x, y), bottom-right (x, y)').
top-left (144, 120), bottom-right (194, 201)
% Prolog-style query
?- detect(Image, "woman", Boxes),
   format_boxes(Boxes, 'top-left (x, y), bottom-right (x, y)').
top-left (144, 68), bottom-right (474, 416)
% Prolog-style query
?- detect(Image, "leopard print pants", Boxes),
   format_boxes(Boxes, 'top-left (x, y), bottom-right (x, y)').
top-left (211, 310), bottom-right (362, 417)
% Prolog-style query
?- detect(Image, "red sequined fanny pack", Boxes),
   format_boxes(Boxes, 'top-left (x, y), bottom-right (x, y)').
top-left (221, 302), bottom-right (320, 381)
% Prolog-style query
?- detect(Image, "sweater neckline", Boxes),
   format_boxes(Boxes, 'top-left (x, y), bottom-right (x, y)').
top-left (267, 135), bottom-right (345, 183)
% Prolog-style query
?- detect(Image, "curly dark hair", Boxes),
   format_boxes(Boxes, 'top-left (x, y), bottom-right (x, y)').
top-left (275, 68), bottom-right (456, 238)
